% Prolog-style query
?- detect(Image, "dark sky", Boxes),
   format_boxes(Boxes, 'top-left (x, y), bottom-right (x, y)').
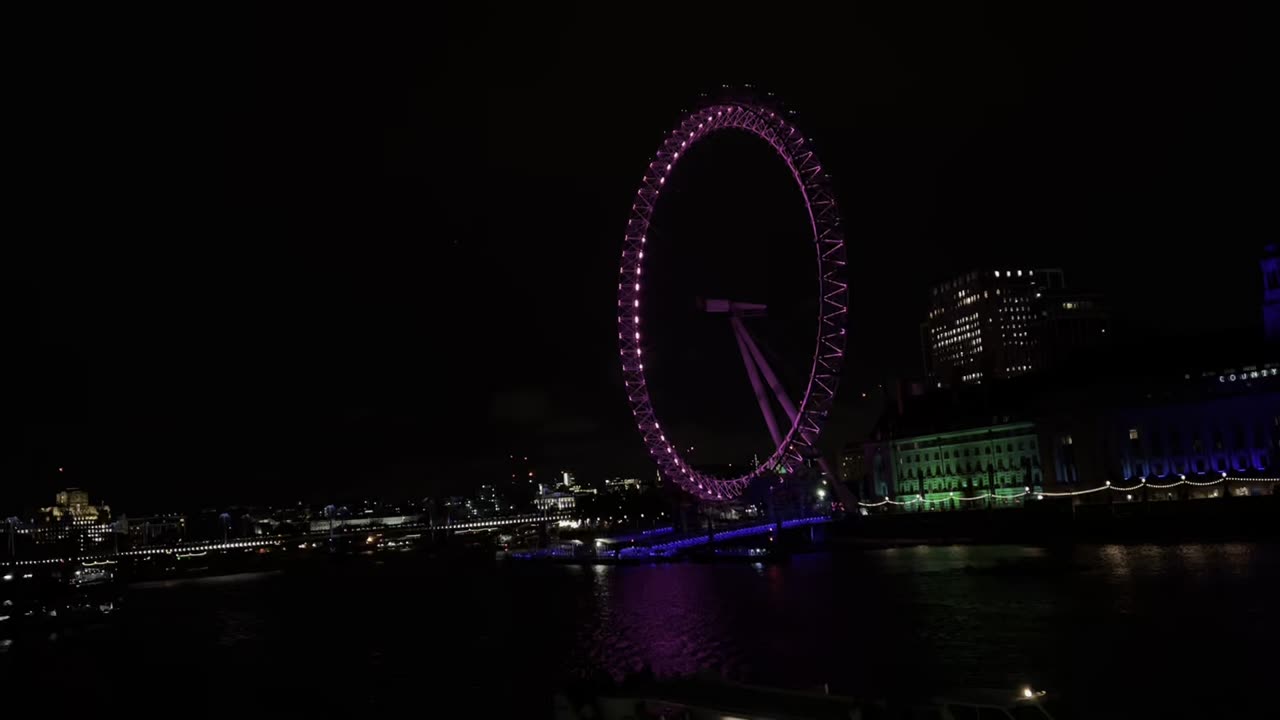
top-left (10, 3), bottom-right (1267, 512)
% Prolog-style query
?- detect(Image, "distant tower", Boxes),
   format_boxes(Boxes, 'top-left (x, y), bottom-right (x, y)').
top-left (1264, 244), bottom-right (1280, 345)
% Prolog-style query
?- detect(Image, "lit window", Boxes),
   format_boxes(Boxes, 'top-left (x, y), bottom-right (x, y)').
top-left (1129, 428), bottom-right (1140, 441)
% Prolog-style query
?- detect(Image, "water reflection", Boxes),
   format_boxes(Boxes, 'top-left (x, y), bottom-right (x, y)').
top-left (1098, 544), bottom-right (1133, 580)
top-left (5, 543), bottom-right (1278, 718)
top-left (1094, 542), bottom-right (1260, 581)
top-left (583, 563), bottom-right (738, 678)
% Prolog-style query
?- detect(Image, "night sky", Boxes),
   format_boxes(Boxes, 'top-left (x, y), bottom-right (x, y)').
top-left (11, 4), bottom-right (1266, 512)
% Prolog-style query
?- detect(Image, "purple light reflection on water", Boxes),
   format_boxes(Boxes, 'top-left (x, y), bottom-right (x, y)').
top-left (579, 563), bottom-right (744, 680)
top-left (63, 543), bottom-right (1280, 718)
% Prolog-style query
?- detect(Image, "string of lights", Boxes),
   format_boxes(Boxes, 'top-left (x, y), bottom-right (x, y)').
top-left (857, 476), bottom-right (1279, 507)
top-left (1039, 485), bottom-right (1109, 497)
top-left (864, 490), bottom-right (1035, 507)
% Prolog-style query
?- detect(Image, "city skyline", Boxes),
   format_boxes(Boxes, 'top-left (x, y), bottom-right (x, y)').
top-left (7, 8), bottom-right (1277, 719)
top-left (12, 4), bottom-right (1271, 511)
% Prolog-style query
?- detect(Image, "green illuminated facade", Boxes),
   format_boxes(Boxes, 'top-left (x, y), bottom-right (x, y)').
top-left (889, 422), bottom-right (1044, 510)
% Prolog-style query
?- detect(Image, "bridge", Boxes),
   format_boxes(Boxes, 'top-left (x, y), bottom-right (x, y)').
top-left (2, 512), bottom-right (573, 568)
top-left (516, 515), bottom-right (833, 560)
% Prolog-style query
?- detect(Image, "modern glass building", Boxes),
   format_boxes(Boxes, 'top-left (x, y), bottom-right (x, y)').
top-left (922, 269), bottom-right (1107, 386)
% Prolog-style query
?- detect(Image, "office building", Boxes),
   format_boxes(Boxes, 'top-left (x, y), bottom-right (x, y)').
top-left (123, 514), bottom-right (187, 545)
top-left (1038, 290), bottom-right (1109, 368)
top-left (12, 488), bottom-right (118, 553)
top-left (476, 484), bottom-right (503, 514)
top-left (839, 442), bottom-right (865, 489)
top-left (922, 269), bottom-right (1107, 386)
top-left (533, 492), bottom-right (577, 511)
top-left (603, 477), bottom-right (643, 493)
top-left (504, 454), bottom-right (539, 509)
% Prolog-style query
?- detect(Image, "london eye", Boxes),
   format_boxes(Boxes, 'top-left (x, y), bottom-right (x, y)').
top-left (616, 96), bottom-right (849, 501)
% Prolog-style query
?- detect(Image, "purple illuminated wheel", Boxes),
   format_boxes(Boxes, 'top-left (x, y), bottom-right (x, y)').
top-left (617, 99), bottom-right (848, 501)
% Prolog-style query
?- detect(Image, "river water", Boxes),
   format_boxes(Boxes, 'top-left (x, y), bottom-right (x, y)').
top-left (5, 543), bottom-right (1279, 718)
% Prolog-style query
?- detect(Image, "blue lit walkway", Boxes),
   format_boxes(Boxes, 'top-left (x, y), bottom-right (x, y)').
top-left (589, 516), bottom-right (832, 560)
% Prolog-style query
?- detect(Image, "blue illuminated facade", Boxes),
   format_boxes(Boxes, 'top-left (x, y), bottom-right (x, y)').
top-left (853, 365), bottom-right (1278, 508)
top-left (1106, 368), bottom-right (1279, 481)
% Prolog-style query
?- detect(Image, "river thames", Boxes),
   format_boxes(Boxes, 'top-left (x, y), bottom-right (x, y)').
top-left (5, 542), bottom-right (1278, 717)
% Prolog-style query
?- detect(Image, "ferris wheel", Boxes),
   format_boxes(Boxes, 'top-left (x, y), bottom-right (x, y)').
top-left (617, 96), bottom-right (848, 501)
